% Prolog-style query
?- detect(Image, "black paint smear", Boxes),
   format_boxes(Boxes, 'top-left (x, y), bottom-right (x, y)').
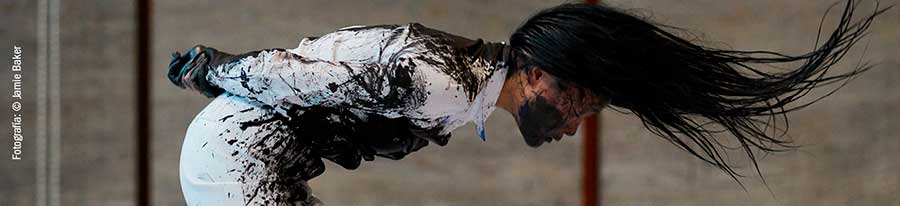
top-left (340, 62), bottom-right (411, 109)
top-left (518, 95), bottom-right (565, 147)
top-left (326, 82), bottom-right (339, 92)
top-left (219, 114), bottom-right (235, 122)
top-left (208, 49), bottom-right (292, 97)
top-left (278, 105), bottom-right (443, 169)
top-left (226, 104), bottom-right (449, 205)
top-left (236, 69), bottom-right (263, 95)
top-left (335, 24), bottom-right (401, 32)
top-left (238, 107), bottom-right (254, 113)
top-left (237, 115), bottom-right (280, 131)
top-left (230, 47), bottom-right (431, 117)
top-left (406, 23), bottom-right (509, 102)
top-left (209, 23), bottom-right (513, 205)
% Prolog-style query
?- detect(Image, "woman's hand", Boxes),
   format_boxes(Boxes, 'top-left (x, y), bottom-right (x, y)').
top-left (167, 45), bottom-right (224, 98)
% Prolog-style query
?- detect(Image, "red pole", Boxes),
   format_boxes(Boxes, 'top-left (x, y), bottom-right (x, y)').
top-left (582, 114), bottom-right (599, 206)
top-left (580, 2), bottom-right (599, 206)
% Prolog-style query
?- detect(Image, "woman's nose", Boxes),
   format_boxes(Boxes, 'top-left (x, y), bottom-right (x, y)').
top-left (564, 122), bottom-right (579, 136)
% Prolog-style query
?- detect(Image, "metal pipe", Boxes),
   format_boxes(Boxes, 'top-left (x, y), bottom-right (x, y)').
top-left (136, 0), bottom-right (152, 205)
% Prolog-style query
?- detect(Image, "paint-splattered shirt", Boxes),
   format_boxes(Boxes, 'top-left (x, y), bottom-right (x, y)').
top-left (204, 23), bottom-right (513, 169)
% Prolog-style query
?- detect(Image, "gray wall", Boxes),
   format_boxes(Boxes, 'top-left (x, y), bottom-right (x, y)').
top-left (1, 0), bottom-right (898, 205)
top-left (600, 0), bottom-right (900, 205)
top-left (150, 0), bottom-right (577, 206)
top-left (1, 0), bottom-right (40, 205)
top-left (1, 0), bottom-right (139, 205)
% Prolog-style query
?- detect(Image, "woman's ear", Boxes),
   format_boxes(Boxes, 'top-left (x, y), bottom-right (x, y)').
top-left (526, 66), bottom-right (544, 86)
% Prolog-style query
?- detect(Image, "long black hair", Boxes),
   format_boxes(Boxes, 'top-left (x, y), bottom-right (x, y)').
top-left (509, 0), bottom-right (891, 183)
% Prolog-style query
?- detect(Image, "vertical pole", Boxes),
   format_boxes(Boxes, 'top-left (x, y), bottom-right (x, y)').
top-left (580, 2), bottom-right (599, 206)
top-left (136, 0), bottom-right (152, 205)
top-left (582, 115), bottom-right (599, 206)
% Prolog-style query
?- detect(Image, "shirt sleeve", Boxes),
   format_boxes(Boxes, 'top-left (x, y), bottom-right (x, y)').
top-left (205, 48), bottom-right (429, 119)
top-left (204, 23), bottom-right (493, 138)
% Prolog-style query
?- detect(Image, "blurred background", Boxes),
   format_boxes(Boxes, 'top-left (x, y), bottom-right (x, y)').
top-left (1, 0), bottom-right (898, 205)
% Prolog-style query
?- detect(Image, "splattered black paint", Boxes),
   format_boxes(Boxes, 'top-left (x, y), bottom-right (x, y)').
top-left (517, 95), bottom-right (565, 147)
top-left (177, 22), bottom-right (514, 206)
top-left (407, 23), bottom-right (509, 102)
top-left (214, 103), bottom-right (446, 205)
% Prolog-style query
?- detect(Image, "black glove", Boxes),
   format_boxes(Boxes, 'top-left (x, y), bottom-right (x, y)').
top-left (167, 45), bottom-right (226, 98)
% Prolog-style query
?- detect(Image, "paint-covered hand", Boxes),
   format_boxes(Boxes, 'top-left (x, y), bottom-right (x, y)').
top-left (167, 45), bottom-right (225, 98)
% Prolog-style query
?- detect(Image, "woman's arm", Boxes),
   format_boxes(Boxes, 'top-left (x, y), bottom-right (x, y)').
top-left (168, 23), bottom-right (503, 139)
top-left (170, 46), bottom-right (427, 118)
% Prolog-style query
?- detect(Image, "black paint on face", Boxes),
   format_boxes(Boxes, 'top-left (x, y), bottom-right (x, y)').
top-left (517, 95), bottom-right (566, 147)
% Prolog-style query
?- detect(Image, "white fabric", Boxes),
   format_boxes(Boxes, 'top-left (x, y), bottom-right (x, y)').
top-left (180, 23), bottom-right (508, 205)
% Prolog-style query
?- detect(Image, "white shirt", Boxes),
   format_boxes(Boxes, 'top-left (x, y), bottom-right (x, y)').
top-left (205, 23), bottom-right (513, 147)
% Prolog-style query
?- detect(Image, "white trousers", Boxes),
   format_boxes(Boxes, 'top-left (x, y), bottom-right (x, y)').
top-left (179, 94), bottom-right (320, 206)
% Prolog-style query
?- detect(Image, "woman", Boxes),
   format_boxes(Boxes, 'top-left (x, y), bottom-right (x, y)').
top-left (168, 1), bottom-right (888, 205)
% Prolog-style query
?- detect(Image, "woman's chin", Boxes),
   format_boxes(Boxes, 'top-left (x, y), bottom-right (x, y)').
top-left (522, 134), bottom-right (562, 147)
top-left (522, 136), bottom-right (546, 147)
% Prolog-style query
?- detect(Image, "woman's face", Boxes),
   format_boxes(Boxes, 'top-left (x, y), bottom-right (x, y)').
top-left (513, 68), bottom-right (606, 147)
